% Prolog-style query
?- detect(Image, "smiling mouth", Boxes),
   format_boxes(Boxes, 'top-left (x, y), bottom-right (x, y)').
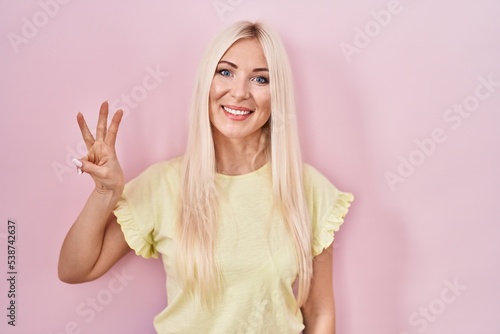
top-left (222, 105), bottom-right (253, 116)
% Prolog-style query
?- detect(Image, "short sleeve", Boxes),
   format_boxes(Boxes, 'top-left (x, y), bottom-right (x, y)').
top-left (303, 165), bottom-right (354, 256)
top-left (113, 164), bottom-right (166, 259)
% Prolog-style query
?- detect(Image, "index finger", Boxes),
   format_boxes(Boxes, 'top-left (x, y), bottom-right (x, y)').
top-left (104, 109), bottom-right (124, 148)
top-left (77, 112), bottom-right (95, 151)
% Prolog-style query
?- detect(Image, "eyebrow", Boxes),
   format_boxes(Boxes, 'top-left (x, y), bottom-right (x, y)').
top-left (218, 60), bottom-right (268, 72)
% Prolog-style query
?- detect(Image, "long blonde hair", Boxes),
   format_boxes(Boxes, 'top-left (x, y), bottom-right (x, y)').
top-left (176, 21), bottom-right (312, 309)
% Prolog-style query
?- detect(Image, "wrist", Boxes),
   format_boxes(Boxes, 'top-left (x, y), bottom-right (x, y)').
top-left (92, 186), bottom-right (123, 204)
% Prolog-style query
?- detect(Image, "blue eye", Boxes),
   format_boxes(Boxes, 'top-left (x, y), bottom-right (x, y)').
top-left (218, 69), bottom-right (231, 77)
top-left (254, 76), bottom-right (269, 84)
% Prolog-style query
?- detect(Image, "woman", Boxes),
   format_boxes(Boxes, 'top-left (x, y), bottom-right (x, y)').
top-left (58, 21), bottom-right (353, 333)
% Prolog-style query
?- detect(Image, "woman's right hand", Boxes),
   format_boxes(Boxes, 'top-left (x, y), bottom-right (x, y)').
top-left (59, 101), bottom-right (130, 283)
top-left (74, 101), bottom-right (125, 195)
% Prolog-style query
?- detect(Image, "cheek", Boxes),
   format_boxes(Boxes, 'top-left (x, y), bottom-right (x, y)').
top-left (209, 81), bottom-right (221, 118)
top-left (209, 79), bottom-right (226, 103)
top-left (259, 91), bottom-right (271, 114)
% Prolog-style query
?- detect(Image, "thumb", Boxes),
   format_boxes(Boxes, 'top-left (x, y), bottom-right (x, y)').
top-left (71, 158), bottom-right (84, 175)
top-left (72, 157), bottom-right (99, 176)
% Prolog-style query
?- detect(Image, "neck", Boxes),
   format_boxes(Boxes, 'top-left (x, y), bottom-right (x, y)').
top-left (212, 129), bottom-right (267, 175)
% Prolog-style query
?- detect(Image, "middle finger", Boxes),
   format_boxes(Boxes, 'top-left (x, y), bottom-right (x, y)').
top-left (96, 101), bottom-right (109, 141)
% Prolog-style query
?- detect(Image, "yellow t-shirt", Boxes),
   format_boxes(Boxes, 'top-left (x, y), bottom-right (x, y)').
top-left (113, 156), bottom-right (353, 334)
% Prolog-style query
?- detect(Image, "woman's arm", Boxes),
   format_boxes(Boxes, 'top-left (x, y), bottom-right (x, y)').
top-left (58, 190), bottom-right (130, 283)
top-left (302, 244), bottom-right (336, 334)
top-left (58, 102), bottom-right (131, 283)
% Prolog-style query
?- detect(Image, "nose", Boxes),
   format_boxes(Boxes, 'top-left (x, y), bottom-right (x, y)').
top-left (230, 76), bottom-right (250, 100)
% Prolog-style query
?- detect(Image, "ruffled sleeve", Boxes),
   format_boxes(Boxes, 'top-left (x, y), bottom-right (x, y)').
top-left (303, 164), bottom-right (354, 256)
top-left (113, 163), bottom-right (167, 259)
top-left (114, 195), bottom-right (158, 259)
top-left (312, 190), bottom-right (353, 256)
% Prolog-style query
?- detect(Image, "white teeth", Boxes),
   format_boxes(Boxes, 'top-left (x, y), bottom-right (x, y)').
top-left (223, 106), bottom-right (251, 115)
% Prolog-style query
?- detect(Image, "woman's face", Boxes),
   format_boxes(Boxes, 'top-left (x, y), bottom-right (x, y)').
top-left (209, 38), bottom-right (271, 143)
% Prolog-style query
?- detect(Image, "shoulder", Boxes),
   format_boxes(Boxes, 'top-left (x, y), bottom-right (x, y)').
top-left (132, 156), bottom-right (183, 182)
top-left (140, 155), bottom-right (183, 176)
top-left (124, 156), bottom-right (183, 193)
top-left (302, 163), bottom-right (335, 194)
top-left (302, 162), bottom-right (354, 215)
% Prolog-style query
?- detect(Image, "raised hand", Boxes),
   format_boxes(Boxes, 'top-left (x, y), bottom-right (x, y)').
top-left (73, 101), bottom-right (125, 195)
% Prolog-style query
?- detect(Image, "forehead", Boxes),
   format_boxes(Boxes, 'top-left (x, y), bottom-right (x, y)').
top-left (220, 38), bottom-right (268, 67)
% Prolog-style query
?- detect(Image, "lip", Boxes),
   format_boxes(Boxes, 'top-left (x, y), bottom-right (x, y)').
top-left (223, 105), bottom-right (253, 112)
top-left (221, 105), bottom-right (254, 121)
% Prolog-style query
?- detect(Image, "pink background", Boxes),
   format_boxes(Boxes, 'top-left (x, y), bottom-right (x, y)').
top-left (1, 0), bottom-right (499, 333)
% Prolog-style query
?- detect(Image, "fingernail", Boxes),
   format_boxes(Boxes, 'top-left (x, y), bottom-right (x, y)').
top-left (72, 159), bottom-right (83, 168)
top-left (77, 168), bottom-right (83, 175)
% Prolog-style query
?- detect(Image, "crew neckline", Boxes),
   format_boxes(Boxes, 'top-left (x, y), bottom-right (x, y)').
top-left (216, 162), bottom-right (270, 179)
